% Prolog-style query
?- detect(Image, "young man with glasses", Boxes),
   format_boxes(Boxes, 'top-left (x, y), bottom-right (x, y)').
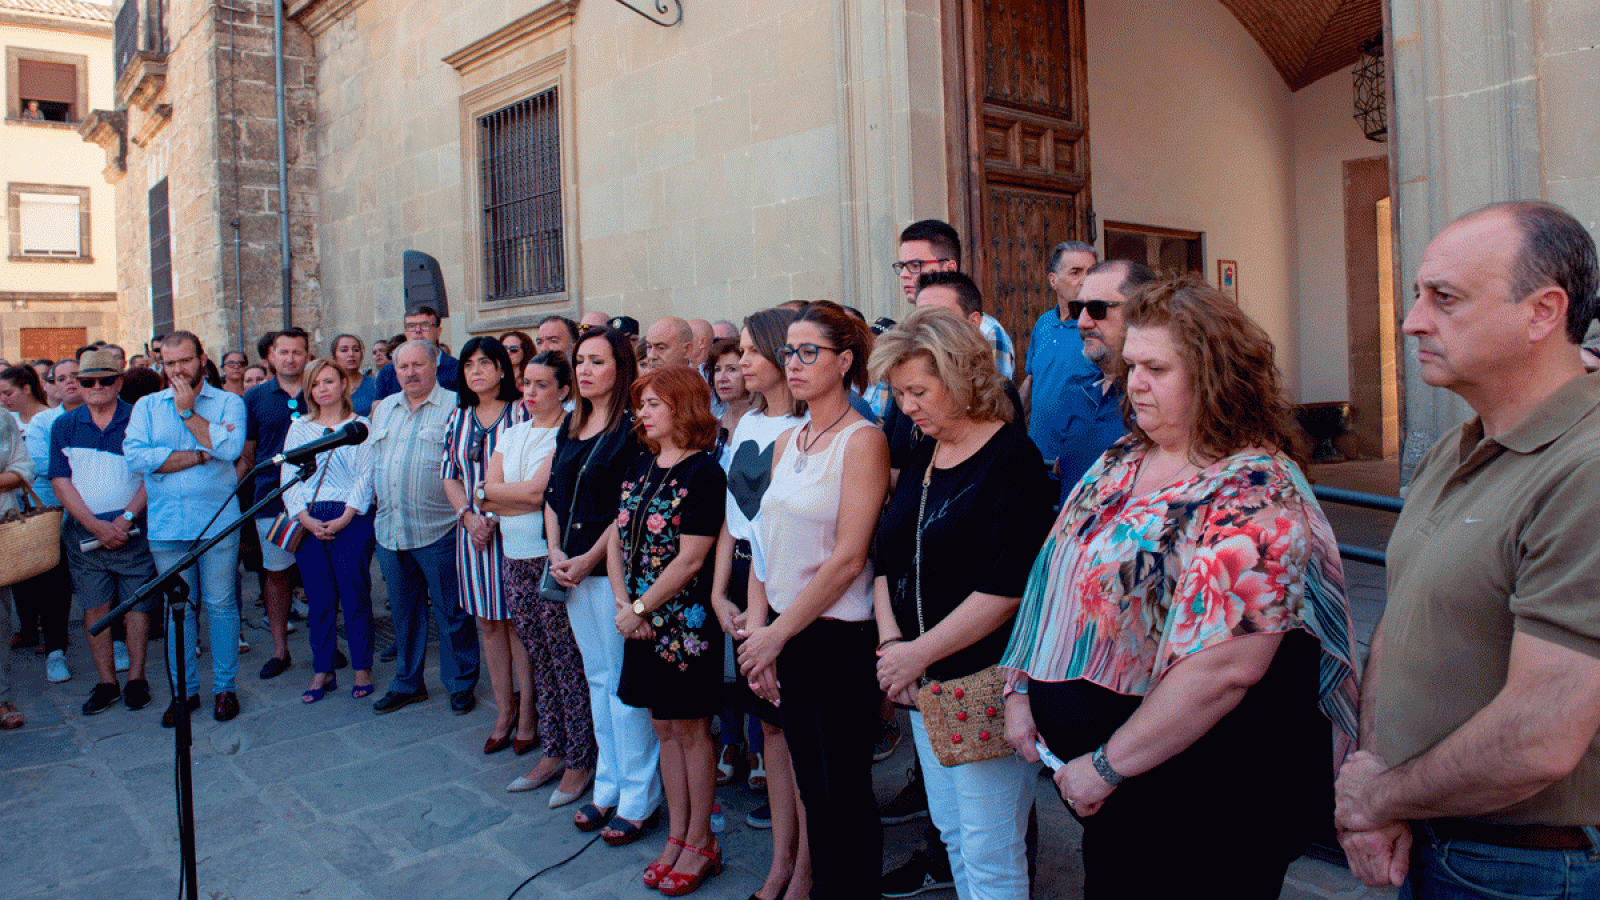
top-left (125, 332), bottom-right (249, 724)
top-left (374, 307), bottom-right (458, 402)
top-left (48, 350), bottom-right (158, 716)
top-left (242, 327), bottom-right (312, 679)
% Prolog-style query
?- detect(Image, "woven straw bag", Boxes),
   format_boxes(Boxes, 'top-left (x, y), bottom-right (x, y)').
top-left (0, 482), bottom-right (62, 588)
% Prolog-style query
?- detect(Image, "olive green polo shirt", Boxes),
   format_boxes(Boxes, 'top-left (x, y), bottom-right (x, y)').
top-left (1377, 372), bottom-right (1600, 826)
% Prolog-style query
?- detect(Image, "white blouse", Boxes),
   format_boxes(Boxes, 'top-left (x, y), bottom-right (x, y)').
top-left (494, 420), bottom-right (560, 560)
top-left (280, 415), bottom-right (375, 517)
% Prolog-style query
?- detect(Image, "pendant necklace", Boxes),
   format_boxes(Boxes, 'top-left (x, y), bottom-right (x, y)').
top-left (793, 407), bottom-right (851, 473)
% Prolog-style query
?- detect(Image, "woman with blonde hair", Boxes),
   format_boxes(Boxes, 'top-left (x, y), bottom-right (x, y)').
top-left (281, 357), bottom-right (377, 701)
top-left (868, 307), bottom-right (1055, 900)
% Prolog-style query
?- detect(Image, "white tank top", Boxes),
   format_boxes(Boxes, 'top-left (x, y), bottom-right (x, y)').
top-left (753, 419), bottom-right (874, 622)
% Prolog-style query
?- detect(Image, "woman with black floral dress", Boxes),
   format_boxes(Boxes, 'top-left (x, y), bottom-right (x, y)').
top-left (608, 365), bottom-right (727, 896)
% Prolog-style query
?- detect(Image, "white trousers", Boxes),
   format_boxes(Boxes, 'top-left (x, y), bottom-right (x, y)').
top-left (911, 710), bottom-right (1034, 900)
top-left (567, 575), bottom-right (661, 819)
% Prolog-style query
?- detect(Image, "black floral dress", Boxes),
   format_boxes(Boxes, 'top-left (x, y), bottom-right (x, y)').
top-left (615, 451), bottom-right (727, 720)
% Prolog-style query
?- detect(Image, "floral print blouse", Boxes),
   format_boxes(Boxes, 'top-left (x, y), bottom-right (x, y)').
top-left (615, 451), bottom-right (726, 671)
top-left (1000, 439), bottom-right (1360, 745)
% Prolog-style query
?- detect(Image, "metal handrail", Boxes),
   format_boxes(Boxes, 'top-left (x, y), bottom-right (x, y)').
top-left (1311, 485), bottom-right (1403, 567)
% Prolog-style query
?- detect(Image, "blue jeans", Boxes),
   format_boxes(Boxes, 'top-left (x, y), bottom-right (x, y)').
top-left (292, 503), bottom-right (375, 674)
top-left (151, 533), bottom-right (242, 695)
top-left (377, 530), bottom-right (479, 695)
top-left (1404, 822), bottom-right (1600, 900)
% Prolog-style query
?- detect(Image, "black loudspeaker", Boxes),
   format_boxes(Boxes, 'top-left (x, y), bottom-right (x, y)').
top-left (402, 250), bottom-right (449, 320)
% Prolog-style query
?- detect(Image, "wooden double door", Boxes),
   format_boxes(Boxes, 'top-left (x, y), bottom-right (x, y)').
top-left (944, 0), bottom-right (1091, 365)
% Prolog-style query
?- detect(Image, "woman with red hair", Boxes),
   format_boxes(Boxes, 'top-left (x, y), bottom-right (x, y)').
top-left (607, 364), bottom-right (728, 894)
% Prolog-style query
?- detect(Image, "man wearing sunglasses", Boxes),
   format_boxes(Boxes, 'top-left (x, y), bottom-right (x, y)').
top-left (48, 350), bottom-right (158, 717)
top-left (242, 327), bottom-right (312, 679)
top-left (1049, 259), bottom-right (1157, 501)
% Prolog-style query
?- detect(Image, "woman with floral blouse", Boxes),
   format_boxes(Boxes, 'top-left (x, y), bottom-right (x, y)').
top-left (1000, 274), bottom-right (1360, 900)
top-left (607, 365), bottom-right (727, 895)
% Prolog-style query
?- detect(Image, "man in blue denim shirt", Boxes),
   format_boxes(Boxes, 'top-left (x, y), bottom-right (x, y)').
top-left (126, 331), bottom-right (248, 725)
top-left (1030, 257), bottom-right (1156, 503)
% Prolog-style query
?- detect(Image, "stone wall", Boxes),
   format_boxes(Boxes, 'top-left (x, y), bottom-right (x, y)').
top-left (93, 0), bottom-right (319, 360)
top-left (1388, 0), bottom-right (1600, 474)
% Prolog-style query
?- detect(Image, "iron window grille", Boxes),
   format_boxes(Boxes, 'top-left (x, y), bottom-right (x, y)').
top-left (478, 87), bottom-right (565, 303)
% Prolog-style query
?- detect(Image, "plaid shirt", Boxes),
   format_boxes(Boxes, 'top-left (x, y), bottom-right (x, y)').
top-left (370, 384), bottom-right (458, 551)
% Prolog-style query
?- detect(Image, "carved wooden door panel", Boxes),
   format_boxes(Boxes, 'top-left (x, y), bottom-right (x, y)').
top-left (950, 0), bottom-right (1091, 365)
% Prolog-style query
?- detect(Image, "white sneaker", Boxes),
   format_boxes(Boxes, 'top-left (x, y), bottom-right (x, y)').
top-left (238, 636), bottom-right (251, 653)
top-left (113, 640), bottom-right (130, 673)
top-left (46, 650), bottom-right (71, 683)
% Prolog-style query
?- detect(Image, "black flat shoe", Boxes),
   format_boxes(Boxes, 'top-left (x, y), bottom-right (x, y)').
top-left (373, 689), bottom-right (429, 714)
top-left (259, 655), bottom-right (291, 679)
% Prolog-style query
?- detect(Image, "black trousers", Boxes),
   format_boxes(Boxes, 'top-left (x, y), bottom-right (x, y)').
top-left (778, 618), bottom-right (881, 900)
top-left (13, 558), bottom-right (72, 652)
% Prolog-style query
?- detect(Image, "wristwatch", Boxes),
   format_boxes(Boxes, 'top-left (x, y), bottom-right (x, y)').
top-left (178, 408), bottom-right (195, 421)
top-left (120, 510), bottom-right (137, 523)
top-left (475, 485), bottom-right (487, 503)
top-left (632, 599), bottom-right (647, 616)
top-left (1091, 744), bottom-right (1126, 787)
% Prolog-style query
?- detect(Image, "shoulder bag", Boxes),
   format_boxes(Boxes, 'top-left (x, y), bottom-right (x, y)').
top-left (910, 451), bottom-right (1011, 767)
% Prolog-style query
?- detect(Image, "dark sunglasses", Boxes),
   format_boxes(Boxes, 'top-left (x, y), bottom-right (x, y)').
top-left (468, 433), bottom-right (487, 464)
top-left (1067, 299), bottom-right (1125, 321)
top-left (76, 376), bottom-right (118, 388)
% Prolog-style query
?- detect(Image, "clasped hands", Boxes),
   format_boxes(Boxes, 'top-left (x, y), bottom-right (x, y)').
top-left (1334, 750), bottom-right (1410, 887)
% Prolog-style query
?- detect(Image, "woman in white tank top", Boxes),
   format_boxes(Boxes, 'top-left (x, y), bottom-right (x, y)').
top-left (739, 301), bottom-right (889, 900)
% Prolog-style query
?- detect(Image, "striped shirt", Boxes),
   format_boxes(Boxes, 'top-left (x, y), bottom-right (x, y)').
top-left (371, 385), bottom-right (457, 551)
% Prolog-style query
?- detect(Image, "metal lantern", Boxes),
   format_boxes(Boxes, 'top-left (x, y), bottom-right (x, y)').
top-left (1353, 36), bottom-right (1387, 142)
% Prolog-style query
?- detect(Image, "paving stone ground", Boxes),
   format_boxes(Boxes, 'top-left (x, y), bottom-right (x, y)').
top-left (4, 461), bottom-right (1400, 899)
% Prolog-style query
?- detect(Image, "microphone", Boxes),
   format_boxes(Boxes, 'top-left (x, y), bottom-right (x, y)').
top-left (263, 420), bottom-right (369, 469)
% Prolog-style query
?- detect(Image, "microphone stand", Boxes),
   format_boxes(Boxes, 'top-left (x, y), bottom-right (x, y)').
top-left (90, 458), bottom-right (320, 900)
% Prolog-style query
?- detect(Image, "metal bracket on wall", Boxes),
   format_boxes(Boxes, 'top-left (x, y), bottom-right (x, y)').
top-left (614, 0), bottom-right (682, 26)
top-left (1086, 207), bottom-right (1097, 244)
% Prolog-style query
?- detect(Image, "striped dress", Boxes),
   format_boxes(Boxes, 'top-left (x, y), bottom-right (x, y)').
top-left (441, 400), bottom-right (527, 619)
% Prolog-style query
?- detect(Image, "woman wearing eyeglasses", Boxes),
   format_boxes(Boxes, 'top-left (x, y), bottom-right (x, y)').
top-left (545, 327), bottom-right (658, 840)
top-left (441, 336), bottom-right (533, 753)
top-left (282, 358), bottom-right (377, 702)
top-left (739, 301), bottom-right (889, 900)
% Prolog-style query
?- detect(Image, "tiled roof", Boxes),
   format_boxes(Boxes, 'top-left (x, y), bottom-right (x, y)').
top-left (0, 0), bottom-right (114, 23)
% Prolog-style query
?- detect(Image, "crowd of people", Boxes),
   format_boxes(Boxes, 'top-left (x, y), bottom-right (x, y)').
top-left (2, 200), bottom-right (1598, 900)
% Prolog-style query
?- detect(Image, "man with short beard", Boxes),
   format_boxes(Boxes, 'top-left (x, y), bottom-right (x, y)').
top-left (1050, 259), bottom-right (1156, 498)
top-left (125, 331), bottom-right (248, 724)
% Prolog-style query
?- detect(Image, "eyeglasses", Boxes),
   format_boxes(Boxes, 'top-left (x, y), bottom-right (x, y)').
top-left (404, 321), bottom-right (437, 334)
top-left (891, 258), bottom-right (952, 276)
top-left (76, 376), bottom-right (118, 388)
top-left (469, 433), bottom-right (487, 464)
top-left (1067, 299), bottom-right (1125, 321)
top-left (776, 343), bottom-right (839, 365)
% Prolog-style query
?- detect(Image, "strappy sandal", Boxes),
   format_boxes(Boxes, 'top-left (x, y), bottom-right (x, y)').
top-left (0, 702), bottom-right (22, 729)
top-left (574, 803), bottom-right (615, 833)
top-left (658, 841), bottom-right (724, 896)
top-left (643, 836), bottom-right (686, 887)
top-left (601, 807), bottom-right (661, 847)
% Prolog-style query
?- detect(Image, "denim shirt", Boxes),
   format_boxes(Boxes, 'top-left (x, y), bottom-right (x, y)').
top-left (125, 382), bottom-right (248, 541)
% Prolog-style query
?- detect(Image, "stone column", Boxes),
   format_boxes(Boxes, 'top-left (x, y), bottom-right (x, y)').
top-left (1389, 0), bottom-right (1600, 480)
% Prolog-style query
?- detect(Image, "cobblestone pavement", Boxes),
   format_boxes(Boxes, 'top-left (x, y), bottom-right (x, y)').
top-left (5, 462), bottom-right (1400, 899)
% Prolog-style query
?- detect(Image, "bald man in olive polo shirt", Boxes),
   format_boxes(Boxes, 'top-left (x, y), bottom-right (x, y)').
top-left (1334, 201), bottom-right (1600, 899)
